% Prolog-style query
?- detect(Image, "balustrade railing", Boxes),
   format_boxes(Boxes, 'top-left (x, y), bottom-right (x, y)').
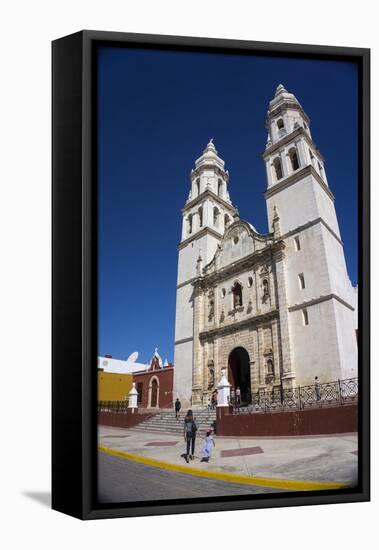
top-left (229, 377), bottom-right (358, 414)
top-left (98, 400), bottom-right (129, 413)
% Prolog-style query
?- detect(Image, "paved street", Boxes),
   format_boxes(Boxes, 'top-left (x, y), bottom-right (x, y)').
top-left (99, 426), bottom-right (358, 484)
top-left (98, 450), bottom-right (283, 503)
top-left (97, 425), bottom-right (358, 503)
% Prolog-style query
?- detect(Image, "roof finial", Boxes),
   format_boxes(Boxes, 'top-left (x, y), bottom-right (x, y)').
top-left (203, 138), bottom-right (217, 154)
top-left (275, 83), bottom-right (287, 95)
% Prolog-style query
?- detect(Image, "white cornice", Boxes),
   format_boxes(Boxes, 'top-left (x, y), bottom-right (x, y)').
top-left (264, 165), bottom-right (334, 202)
top-left (182, 189), bottom-right (237, 214)
top-left (178, 226), bottom-right (223, 249)
top-left (262, 126), bottom-right (325, 162)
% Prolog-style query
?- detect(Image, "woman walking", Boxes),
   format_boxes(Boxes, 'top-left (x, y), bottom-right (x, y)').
top-left (183, 409), bottom-right (198, 463)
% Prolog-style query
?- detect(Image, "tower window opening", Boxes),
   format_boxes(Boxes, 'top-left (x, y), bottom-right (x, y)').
top-left (195, 178), bottom-right (200, 197)
top-left (294, 236), bottom-right (301, 251)
top-left (273, 157), bottom-right (283, 181)
top-left (302, 309), bottom-right (309, 326)
top-left (224, 214), bottom-right (230, 228)
top-left (198, 206), bottom-right (203, 228)
top-left (304, 122), bottom-right (308, 130)
top-left (232, 282), bottom-right (243, 308)
top-left (318, 161), bottom-right (324, 176)
top-left (277, 118), bottom-right (286, 138)
top-left (188, 214), bottom-right (193, 234)
top-left (247, 276), bottom-right (253, 288)
top-left (213, 207), bottom-right (220, 227)
top-left (289, 147), bottom-right (300, 171)
top-left (262, 279), bottom-right (270, 299)
top-left (298, 273), bottom-right (305, 290)
top-left (218, 179), bottom-right (223, 197)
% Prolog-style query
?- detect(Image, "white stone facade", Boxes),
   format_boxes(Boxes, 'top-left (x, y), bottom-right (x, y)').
top-left (174, 85), bottom-right (358, 407)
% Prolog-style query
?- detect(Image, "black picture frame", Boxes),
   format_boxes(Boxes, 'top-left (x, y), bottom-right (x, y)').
top-left (52, 30), bottom-right (370, 520)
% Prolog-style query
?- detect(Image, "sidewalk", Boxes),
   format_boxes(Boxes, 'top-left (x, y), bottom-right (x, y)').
top-left (98, 425), bottom-right (358, 486)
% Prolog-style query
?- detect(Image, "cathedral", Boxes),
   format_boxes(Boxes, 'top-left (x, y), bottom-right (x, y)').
top-left (173, 84), bottom-right (358, 407)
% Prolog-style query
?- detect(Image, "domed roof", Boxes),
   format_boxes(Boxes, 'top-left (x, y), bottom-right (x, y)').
top-left (269, 83), bottom-right (302, 111)
top-left (194, 139), bottom-right (225, 169)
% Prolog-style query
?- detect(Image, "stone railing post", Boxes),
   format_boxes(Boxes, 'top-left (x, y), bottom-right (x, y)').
top-left (217, 368), bottom-right (231, 407)
top-left (128, 382), bottom-right (138, 414)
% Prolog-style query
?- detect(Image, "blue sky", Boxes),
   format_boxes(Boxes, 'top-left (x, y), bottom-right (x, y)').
top-left (97, 46), bottom-right (358, 364)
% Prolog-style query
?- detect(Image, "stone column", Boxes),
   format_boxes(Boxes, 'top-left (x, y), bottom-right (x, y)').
top-left (273, 244), bottom-right (295, 389)
top-left (181, 214), bottom-right (187, 240)
top-left (257, 326), bottom-right (265, 391)
top-left (128, 383), bottom-right (138, 414)
top-left (280, 150), bottom-right (289, 178)
top-left (271, 319), bottom-right (282, 387)
top-left (296, 138), bottom-right (307, 167)
top-left (250, 329), bottom-right (259, 394)
top-left (192, 284), bottom-right (204, 405)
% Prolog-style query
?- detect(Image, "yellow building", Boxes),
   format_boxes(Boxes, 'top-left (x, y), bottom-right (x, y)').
top-left (97, 371), bottom-right (133, 401)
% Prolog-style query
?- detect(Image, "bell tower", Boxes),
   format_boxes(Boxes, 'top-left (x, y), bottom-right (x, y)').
top-left (174, 140), bottom-right (237, 405)
top-left (263, 85), bottom-right (357, 385)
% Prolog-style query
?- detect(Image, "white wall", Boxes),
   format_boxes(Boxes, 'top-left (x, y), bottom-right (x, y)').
top-left (2, 1), bottom-right (376, 548)
top-left (289, 300), bottom-right (342, 385)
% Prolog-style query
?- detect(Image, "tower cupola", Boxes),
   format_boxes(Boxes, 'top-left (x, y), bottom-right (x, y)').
top-left (181, 140), bottom-right (236, 241)
top-left (263, 84), bottom-right (328, 192)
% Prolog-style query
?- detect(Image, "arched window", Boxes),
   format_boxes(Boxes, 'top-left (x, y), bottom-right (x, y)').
top-left (208, 368), bottom-right (215, 390)
top-left (298, 273), bottom-right (305, 290)
top-left (188, 214), bottom-right (193, 234)
top-left (273, 157), bottom-right (283, 181)
top-left (247, 276), bottom-right (253, 288)
top-left (277, 118), bottom-right (286, 138)
top-left (224, 214), bottom-right (230, 228)
top-left (218, 179), bottom-right (223, 197)
top-left (208, 299), bottom-right (214, 320)
top-left (267, 359), bottom-right (274, 375)
top-left (195, 178), bottom-right (200, 197)
top-left (198, 206), bottom-right (203, 228)
top-left (213, 207), bottom-right (220, 227)
top-left (289, 147), bottom-right (300, 171)
top-left (302, 309), bottom-right (309, 326)
top-left (262, 279), bottom-right (269, 299)
top-left (232, 282), bottom-right (243, 308)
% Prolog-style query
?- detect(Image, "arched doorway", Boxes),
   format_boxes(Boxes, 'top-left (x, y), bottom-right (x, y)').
top-left (228, 347), bottom-right (251, 404)
top-left (149, 377), bottom-right (159, 408)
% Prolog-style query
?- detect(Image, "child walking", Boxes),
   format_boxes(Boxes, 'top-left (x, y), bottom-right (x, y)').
top-left (201, 430), bottom-right (215, 462)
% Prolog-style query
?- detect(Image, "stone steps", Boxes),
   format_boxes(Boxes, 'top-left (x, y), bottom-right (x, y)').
top-left (131, 408), bottom-right (216, 435)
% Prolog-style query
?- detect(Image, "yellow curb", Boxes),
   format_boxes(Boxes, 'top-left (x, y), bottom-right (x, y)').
top-left (98, 445), bottom-right (348, 492)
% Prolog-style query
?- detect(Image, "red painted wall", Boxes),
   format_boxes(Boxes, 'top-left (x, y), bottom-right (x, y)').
top-left (133, 367), bottom-right (174, 409)
top-left (98, 411), bottom-right (155, 429)
top-left (216, 405), bottom-right (358, 437)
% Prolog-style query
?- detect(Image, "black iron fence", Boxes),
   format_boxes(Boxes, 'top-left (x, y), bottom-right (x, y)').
top-left (98, 400), bottom-right (129, 413)
top-left (230, 377), bottom-right (358, 414)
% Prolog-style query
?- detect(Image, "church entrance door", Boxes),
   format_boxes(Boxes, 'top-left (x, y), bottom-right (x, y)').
top-left (150, 379), bottom-right (158, 408)
top-left (228, 347), bottom-right (251, 404)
